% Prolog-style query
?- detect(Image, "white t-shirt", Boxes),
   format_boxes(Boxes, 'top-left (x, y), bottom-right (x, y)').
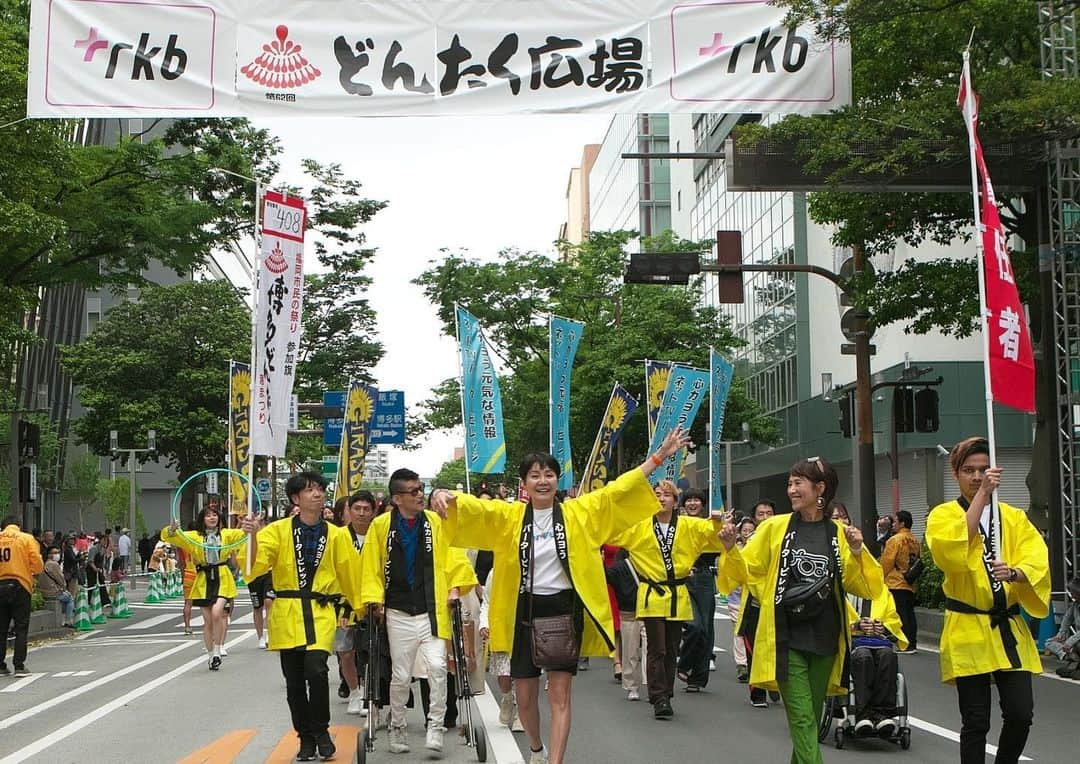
top-left (117, 534), bottom-right (131, 556)
top-left (528, 508), bottom-right (572, 595)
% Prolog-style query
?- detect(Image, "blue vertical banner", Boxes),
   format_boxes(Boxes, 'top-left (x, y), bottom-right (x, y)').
top-left (645, 364), bottom-right (710, 486)
top-left (644, 360), bottom-right (672, 441)
top-left (549, 316), bottom-right (584, 490)
top-left (580, 383), bottom-right (638, 494)
top-left (456, 306), bottom-right (507, 474)
top-left (709, 349), bottom-right (736, 512)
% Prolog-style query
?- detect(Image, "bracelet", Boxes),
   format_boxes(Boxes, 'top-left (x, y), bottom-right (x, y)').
top-left (650, 453), bottom-right (664, 467)
top-left (1008, 568), bottom-right (1018, 583)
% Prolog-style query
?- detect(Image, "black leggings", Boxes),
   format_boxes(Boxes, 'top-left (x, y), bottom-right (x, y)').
top-left (955, 670), bottom-right (1034, 764)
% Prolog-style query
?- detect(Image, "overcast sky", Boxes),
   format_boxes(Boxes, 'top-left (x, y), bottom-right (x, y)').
top-left (253, 115), bottom-right (613, 477)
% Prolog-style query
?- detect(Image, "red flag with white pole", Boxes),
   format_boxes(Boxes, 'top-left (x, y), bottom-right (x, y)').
top-left (957, 52), bottom-right (1036, 557)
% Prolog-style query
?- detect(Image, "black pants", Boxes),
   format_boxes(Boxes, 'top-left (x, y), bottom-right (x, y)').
top-left (890, 589), bottom-right (918, 649)
top-left (850, 646), bottom-right (897, 720)
top-left (955, 670), bottom-right (1034, 764)
top-left (643, 618), bottom-right (682, 704)
top-left (420, 674), bottom-right (458, 728)
top-left (0, 581), bottom-right (31, 669)
top-left (677, 573), bottom-right (715, 687)
top-left (280, 649), bottom-right (331, 739)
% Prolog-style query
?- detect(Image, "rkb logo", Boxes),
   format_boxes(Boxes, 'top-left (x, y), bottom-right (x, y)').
top-left (75, 26), bottom-right (187, 80)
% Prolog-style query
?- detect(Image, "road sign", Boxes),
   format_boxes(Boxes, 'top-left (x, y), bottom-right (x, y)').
top-left (319, 457), bottom-right (337, 477)
top-left (255, 477), bottom-right (272, 500)
top-left (323, 391), bottom-right (345, 447)
top-left (206, 472), bottom-right (219, 495)
top-left (371, 390), bottom-right (406, 445)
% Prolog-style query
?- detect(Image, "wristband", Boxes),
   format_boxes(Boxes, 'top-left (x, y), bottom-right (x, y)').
top-left (651, 453), bottom-right (664, 467)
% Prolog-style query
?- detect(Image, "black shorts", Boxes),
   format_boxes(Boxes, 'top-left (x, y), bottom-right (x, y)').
top-left (510, 589), bottom-right (584, 679)
top-left (248, 573), bottom-right (275, 608)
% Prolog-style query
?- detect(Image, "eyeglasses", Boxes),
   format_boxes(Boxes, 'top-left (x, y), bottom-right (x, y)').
top-left (393, 485), bottom-right (425, 498)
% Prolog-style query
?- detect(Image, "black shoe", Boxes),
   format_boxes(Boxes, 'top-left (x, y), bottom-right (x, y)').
top-left (296, 735), bottom-right (317, 761)
top-left (337, 679), bottom-right (350, 699)
top-left (577, 657), bottom-right (590, 671)
top-left (209, 655), bottom-right (221, 671)
top-left (749, 688), bottom-right (767, 708)
top-left (736, 665), bottom-right (749, 683)
top-left (653, 698), bottom-right (674, 718)
top-left (768, 690), bottom-right (781, 703)
top-left (0, 664), bottom-right (9, 677)
top-left (315, 731), bottom-right (336, 760)
top-left (13, 666), bottom-right (29, 678)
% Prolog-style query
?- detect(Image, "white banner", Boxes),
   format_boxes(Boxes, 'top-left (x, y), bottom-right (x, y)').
top-left (251, 190), bottom-right (306, 457)
top-left (27, 0), bottom-right (850, 117)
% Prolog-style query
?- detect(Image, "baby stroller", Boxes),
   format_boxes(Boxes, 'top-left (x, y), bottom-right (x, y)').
top-left (819, 668), bottom-right (911, 750)
top-left (449, 598), bottom-right (487, 761)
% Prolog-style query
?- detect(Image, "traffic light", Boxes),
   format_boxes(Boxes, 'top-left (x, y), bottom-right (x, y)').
top-left (838, 390), bottom-right (853, 438)
top-left (915, 388), bottom-right (940, 433)
top-left (893, 387), bottom-right (915, 433)
top-left (624, 252), bottom-right (701, 285)
top-left (715, 230), bottom-right (744, 303)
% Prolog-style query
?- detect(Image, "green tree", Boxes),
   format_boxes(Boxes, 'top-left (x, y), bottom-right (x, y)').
top-left (413, 230), bottom-right (779, 480)
top-left (60, 280), bottom-right (249, 506)
top-left (96, 476), bottom-right (140, 531)
top-left (60, 452), bottom-right (101, 532)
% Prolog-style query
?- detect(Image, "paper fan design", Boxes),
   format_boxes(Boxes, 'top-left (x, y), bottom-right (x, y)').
top-left (264, 241), bottom-right (289, 274)
top-left (241, 25), bottom-right (321, 89)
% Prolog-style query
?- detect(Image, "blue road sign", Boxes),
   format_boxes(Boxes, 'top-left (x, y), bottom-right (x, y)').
top-left (371, 390), bottom-right (406, 445)
top-left (323, 390), bottom-right (345, 447)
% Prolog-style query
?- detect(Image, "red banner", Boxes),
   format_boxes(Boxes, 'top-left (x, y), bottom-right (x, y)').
top-left (958, 64), bottom-right (1035, 413)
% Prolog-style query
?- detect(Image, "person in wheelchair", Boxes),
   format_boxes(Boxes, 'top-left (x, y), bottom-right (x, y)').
top-left (848, 587), bottom-right (908, 738)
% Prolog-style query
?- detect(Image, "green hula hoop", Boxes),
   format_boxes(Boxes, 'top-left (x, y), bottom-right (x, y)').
top-left (167, 467), bottom-right (263, 553)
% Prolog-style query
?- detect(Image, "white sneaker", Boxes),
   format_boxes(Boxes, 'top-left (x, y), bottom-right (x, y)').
top-left (347, 690), bottom-right (364, 715)
top-left (425, 726), bottom-right (444, 754)
top-left (529, 746), bottom-right (549, 764)
top-left (498, 692), bottom-right (515, 726)
top-left (709, 658), bottom-right (717, 671)
top-left (627, 688), bottom-right (640, 701)
top-left (388, 726), bottom-right (409, 754)
top-left (257, 634), bottom-right (267, 649)
top-left (219, 645), bottom-right (228, 657)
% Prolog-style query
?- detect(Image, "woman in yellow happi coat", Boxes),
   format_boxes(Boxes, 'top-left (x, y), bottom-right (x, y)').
top-left (926, 437), bottom-right (1049, 764)
top-left (431, 426), bottom-right (691, 764)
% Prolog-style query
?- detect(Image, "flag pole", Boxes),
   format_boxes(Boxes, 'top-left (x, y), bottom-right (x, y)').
top-left (961, 50), bottom-right (1002, 557)
top-left (548, 314), bottom-right (554, 457)
top-left (453, 304), bottom-right (472, 494)
top-left (245, 180), bottom-right (261, 577)
top-left (709, 348), bottom-right (716, 511)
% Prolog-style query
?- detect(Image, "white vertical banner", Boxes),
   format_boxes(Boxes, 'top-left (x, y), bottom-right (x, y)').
top-left (251, 190), bottom-right (307, 457)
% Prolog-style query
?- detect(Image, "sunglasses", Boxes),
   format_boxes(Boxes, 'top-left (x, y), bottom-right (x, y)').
top-left (393, 485), bottom-right (425, 498)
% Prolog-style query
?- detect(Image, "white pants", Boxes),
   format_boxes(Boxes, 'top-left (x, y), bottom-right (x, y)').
top-left (727, 596), bottom-right (746, 667)
top-left (386, 609), bottom-right (446, 730)
top-left (619, 612), bottom-right (644, 692)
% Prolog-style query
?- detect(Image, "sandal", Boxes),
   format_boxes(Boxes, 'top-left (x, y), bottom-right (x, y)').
top-left (613, 661), bottom-right (623, 681)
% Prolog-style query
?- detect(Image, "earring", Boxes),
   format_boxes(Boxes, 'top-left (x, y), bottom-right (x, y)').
top-left (816, 496), bottom-right (825, 508)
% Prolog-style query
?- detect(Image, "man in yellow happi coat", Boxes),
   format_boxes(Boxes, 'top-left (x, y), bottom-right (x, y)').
top-left (241, 471), bottom-right (363, 762)
top-left (926, 437), bottom-right (1049, 764)
top-left (610, 479), bottom-right (726, 718)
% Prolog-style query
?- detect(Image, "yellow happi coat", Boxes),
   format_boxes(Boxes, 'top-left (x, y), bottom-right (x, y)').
top-left (443, 468), bottom-right (658, 657)
top-left (161, 526), bottom-right (246, 601)
top-left (359, 510), bottom-right (477, 640)
top-left (716, 514), bottom-right (885, 695)
top-left (926, 499), bottom-right (1049, 683)
top-left (846, 587), bottom-right (909, 652)
top-left (611, 514), bottom-right (726, 620)
top-left (246, 517), bottom-right (363, 653)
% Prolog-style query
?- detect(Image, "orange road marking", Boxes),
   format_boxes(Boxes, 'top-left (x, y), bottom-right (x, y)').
top-left (177, 728), bottom-right (257, 764)
top-left (265, 725), bottom-right (361, 764)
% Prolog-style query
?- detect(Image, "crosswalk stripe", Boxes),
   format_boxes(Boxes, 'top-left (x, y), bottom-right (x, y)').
top-left (1, 674), bottom-right (44, 693)
top-left (123, 612), bottom-right (184, 630)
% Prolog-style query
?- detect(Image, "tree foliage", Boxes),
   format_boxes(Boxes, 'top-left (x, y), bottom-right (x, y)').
top-left (60, 452), bottom-right (101, 532)
top-left (413, 230), bottom-right (780, 479)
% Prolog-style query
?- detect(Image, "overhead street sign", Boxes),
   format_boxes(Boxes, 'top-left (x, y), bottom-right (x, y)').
top-left (371, 390), bottom-right (406, 445)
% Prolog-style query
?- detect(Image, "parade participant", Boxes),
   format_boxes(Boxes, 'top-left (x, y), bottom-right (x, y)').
top-left (163, 506), bottom-right (246, 669)
top-left (846, 584), bottom-right (907, 737)
top-left (359, 469), bottom-right (478, 757)
top-left (177, 527), bottom-right (196, 636)
top-left (336, 490), bottom-right (376, 715)
top-left (605, 547), bottom-right (642, 701)
top-left (611, 481), bottom-right (725, 717)
top-left (0, 516), bottom-right (44, 676)
top-left (240, 471), bottom-right (363, 762)
top-left (675, 487), bottom-right (720, 694)
top-left (881, 509), bottom-right (920, 653)
top-left (717, 457), bottom-right (884, 764)
top-left (925, 437), bottom-right (1049, 764)
top-left (432, 425), bottom-right (692, 764)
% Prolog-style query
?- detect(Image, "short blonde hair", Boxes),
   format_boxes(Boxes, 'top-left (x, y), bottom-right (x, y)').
top-left (655, 479), bottom-right (680, 498)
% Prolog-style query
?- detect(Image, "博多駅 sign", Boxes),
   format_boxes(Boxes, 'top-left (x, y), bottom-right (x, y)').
top-left (27, 0), bottom-right (851, 117)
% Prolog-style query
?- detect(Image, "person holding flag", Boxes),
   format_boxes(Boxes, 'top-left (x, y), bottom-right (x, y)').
top-left (431, 426), bottom-right (692, 764)
top-left (925, 438), bottom-right (1049, 764)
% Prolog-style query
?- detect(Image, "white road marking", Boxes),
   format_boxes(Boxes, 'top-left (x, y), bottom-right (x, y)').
top-left (907, 715), bottom-right (1032, 761)
top-left (1, 674), bottom-right (45, 693)
top-left (71, 670), bottom-right (93, 676)
top-left (121, 612), bottom-right (183, 630)
top-left (0, 641), bottom-right (196, 732)
top-left (474, 683), bottom-right (525, 763)
top-left (0, 632), bottom-right (253, 764)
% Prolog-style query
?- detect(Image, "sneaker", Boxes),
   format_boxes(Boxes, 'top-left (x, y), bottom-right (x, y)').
top-left (209, 655), bottom-right (221, 671)
top-left (183, 627), bottom-right (193, 636)
top-left (347, 690), bottom-right (365, 715)
top-left (577, 657), bottom-right (590, 671)
top-left (653, 697), bottom-right (674, 719)
top-left (315, 731), bottom-right (336, 760)
top-left (218, 645), bottom-right (228, 657)
top-left (876, 718), bottom-right (898, 738)
top-left (750, 688), bottom-right (767, 708)
top-left (338, 680), bottom-right (350, 700)
top-left (425, 726), bottom-right (444, 754)
top-left (13, 667), bottom-right (30, 678)
top-left (709, 658), bottom-right (717, 671)
top-left (736, 664), bottom-right (749, 683)
top-left (854, 718), bottom-right (875, 736)
top-left (627, 688), bottom-right (640, 701)
top-left (258, 634), bottom-right (267, 649)
top-left (498, 692), bottom-right (515, 725)
top-left (529, 747), bottom-right (549, 764)
top-left (0, 664), bottom-right (9, 677)
top-left (685, 684), bottom-right (701, 693)
top-left (388, 726), bottom-right (409, 754)
top-left (296, 735), bottom-right (317, 761)
top-left (768, 690), bottom-right (781, 703)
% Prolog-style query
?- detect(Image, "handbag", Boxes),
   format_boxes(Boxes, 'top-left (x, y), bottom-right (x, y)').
top-left (526, 522), bottom-right (580, 670)
top-left (782, 575), bottom-right (832, 623)
top-left (903, 555), bottom-right (925, 584)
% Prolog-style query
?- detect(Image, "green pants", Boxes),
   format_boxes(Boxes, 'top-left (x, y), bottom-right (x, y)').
top-left (777, 649), bottom-right (834, 764)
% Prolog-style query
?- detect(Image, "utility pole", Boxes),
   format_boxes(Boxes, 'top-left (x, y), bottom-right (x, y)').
top-left (717, 422), bottom-right (751, 509)
top-left (110, 429), bottom-right (156, 578)
top-left (851, 244), bottom-right (878, 555)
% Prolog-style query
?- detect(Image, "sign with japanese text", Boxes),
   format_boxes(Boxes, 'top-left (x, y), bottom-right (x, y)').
top-left (549, 316), bottom-right (584, 491)
top-left (580, 383), bottom-right (638, 494)
top-left (370, 390), bottom-right (406, 445)
top-left (708, 349), bottom-right (735, 512)
top-left (28, 0), bottom-right (851, 117)
top-left (334, 381), bottom-right (377, 502)
top-left (228, 361), bottom-right (251, 516)
top-left (251, 190), bottom-right (307, 457)
top-left (456, 305), bottom-right (506, 474)
top-left (645, 364), bottom-right (709, 486)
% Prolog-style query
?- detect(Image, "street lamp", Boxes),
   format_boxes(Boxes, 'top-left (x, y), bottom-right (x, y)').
top-left (110, 429), bottom-right (157, 578)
